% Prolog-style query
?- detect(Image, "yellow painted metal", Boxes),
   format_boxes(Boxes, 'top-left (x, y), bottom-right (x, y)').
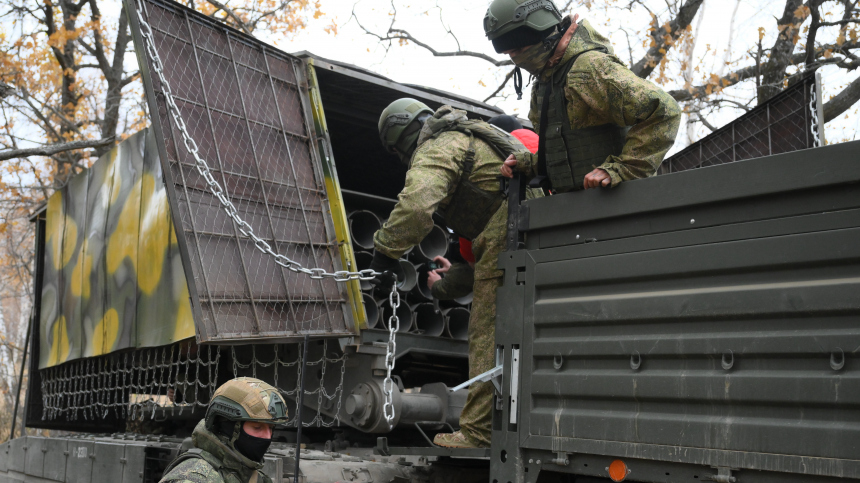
top-left (305, 59), bottom-right (368, 332)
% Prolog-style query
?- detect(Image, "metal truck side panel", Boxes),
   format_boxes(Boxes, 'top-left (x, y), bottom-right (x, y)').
top-left (23, 437), bottom-right (44, 478)
top-left (43, 438), bottom-right (68, 481)
top-left (65, 441), bottom-right (94, 482)
top-left (495, 140), bottom-right (860, 482)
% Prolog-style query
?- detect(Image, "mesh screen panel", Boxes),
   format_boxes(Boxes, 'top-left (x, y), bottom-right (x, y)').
top-left (662, 73), bottom-right (821, 173)
top-left (129, 0), bottom-right (352, 342)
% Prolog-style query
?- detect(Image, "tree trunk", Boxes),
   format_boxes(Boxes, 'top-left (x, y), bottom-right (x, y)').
top-left (824, 74), bottom-right (860, 123)
top-left (757, 0), bottom-right (808, 104)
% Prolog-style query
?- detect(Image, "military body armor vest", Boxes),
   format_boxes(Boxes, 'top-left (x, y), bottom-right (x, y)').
top-left (419, 113), bottom-right (523, 240)
top-left (161, 448), bottom-right (269, 483)
top-left (536, 41), bottom-right (628, 193)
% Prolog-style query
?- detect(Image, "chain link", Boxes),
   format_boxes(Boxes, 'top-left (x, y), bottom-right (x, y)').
top-left (810, 81), bottom-right (821, 148)
top-left (382, 289), bottom-right (400, 427)
top-left (133, 0), bottom-right (402, 425)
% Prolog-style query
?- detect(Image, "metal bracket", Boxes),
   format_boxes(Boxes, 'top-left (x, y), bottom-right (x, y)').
top-left (505, 173), bottom-right (527, 251)
top-left (449, 364), bottom-right (503, 393)
top-left (551, 452), bottom-right (570, 466)
top-left (704, 467), bottom-right (737, 483)
top-left (375, 437), bottom-right (391, 456)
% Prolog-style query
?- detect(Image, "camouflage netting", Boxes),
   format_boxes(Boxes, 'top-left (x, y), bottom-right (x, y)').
top-left (40, 130), bottom-right (195, 369)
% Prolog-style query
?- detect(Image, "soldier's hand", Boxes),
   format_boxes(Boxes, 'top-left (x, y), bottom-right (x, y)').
top-left (432, 256), bottom-right (452, 274)
top-left (427, 270), bottom-right (441, 290)
top-left (500, 154), bottom-right (517, 178)
top-left (583, 168), bottom-right (611, 189)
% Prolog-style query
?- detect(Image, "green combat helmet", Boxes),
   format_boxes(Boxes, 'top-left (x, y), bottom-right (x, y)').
top-left (378, 98), bottom-right (433, 163)
top-left (483, 0), bottom-right (563, 53)
top-left (205, 377), bottom-right (289, 430)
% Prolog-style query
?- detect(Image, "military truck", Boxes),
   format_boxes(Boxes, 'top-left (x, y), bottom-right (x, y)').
top-left (2, 0), bottom-right (858, 481)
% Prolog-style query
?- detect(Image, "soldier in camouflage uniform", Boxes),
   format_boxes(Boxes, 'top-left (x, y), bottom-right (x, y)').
top-left (485, 0), bottom-right (681, 190)
top-left (370, 99), bottom-right (522, 448)
top-left (159, 377), bottom-right (288, 483)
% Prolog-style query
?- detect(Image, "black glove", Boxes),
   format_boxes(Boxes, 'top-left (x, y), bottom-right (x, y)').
top-left (369, 250), bottom-right (405, 291)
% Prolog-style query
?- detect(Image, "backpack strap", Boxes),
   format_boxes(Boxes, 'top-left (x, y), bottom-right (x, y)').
top-left (460, 130), bottom-right (477, 176)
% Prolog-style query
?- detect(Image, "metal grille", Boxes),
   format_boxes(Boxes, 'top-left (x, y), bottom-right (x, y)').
top-left (40, 343), bottom-right (220, 422)
top-left (38, 342), bottom-right (348, 428)
top-left (129, 0), bottom-right (351, 342)
top-left (662, 72), bottom-right (824, 173)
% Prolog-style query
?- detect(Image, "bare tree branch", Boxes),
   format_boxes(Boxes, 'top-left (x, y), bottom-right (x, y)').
top-left (385, 29), bottom-right (513, 67)
top-left (670, 41), bottom-right (860, 102)
top-left (483, 68), bottom-right (517, 103)
top-left (631, 0), bottom-right (705, 78)
top-left (203, 0), bottom-right (253, 34)
top-left (0, 137), bottom-right (114, 162)
top-left (824, 73), bottom-right (860, 122)
top-left (351, 5), bottom-right (512, 67)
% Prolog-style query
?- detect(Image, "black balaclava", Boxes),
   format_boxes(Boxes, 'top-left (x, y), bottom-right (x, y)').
top-left (216, 419), bottom-right (272, 462)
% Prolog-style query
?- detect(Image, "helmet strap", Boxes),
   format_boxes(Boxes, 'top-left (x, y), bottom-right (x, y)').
top-left (513, 67), bottom-right (523, 100)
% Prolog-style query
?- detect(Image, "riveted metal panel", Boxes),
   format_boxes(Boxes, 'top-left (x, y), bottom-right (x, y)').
top-left (122, 444), bottom-right (147, 483)
top-left (42, 438), bottom-right (68, 481)
top-left (126, 0), bottom-right (354, 342)
top-left (7, 438), bottom-right (25, 473)
top-left (24, 437), bottom-right (45, 478)
top-left (93, 442), bottom-right (127, 482)
top-left (0, 442), bottom-right (8, 473)
top-left (499, 141), bottom-right (860, 482)
top-left (65, 441), bottom-right (94, 483)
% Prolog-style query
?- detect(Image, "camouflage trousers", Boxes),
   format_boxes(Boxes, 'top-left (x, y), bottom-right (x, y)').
top-left (457, 202), bottom-right (506, 447)
top-left (458, 275), bottom-right (503, 447)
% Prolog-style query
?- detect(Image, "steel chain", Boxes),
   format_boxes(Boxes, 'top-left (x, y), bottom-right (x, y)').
top-left (134, 0), bottom-right (400, 427)
top-left (382, 289), bottom-right (400, 427)
top-left (810, 82), bottom-right (821, 148)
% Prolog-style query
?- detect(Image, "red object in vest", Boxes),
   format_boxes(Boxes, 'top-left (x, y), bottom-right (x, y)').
top-left (459, 238), bottom-right (475, 264)
top-left (511, 128), bottom-right (539, 154)
top-left (457, 128), bottom-right (539, 263)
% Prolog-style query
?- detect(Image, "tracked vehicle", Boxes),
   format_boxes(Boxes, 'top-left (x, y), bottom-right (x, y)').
top-left (2, 0), bottom-right (859, 481)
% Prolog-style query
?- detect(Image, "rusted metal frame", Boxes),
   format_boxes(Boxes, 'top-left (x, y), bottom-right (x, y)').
top-left (225, 34), bottom-right (299, 329)
top-left (175, 173), bottom-right (327, 200)
top-left (263, 52), bottom-right (336, 331)
top-left (123, 0), bottom-right (209, 340)
top-left (201, 297), bottom-right (333, 304)
top-left (192, 229), bottom-right (332, 248)
top-left (184, 14), bottom-right (262, 334)
top-left (293, 61), bottom-right (349, 329)
top-left (149, 25), bottom-right (299, 89)
top-left (168, 94), bottom-right (309, 141)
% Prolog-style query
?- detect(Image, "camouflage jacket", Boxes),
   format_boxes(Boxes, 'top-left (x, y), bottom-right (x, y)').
top-left (431, 262), bottom-right (475, 300)
top-left (373, 107), bottom-right (507, 280)
top-left (514, 19), bottom-right (681, 187)
top-left (159, 420), bottom-right (271, 483)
